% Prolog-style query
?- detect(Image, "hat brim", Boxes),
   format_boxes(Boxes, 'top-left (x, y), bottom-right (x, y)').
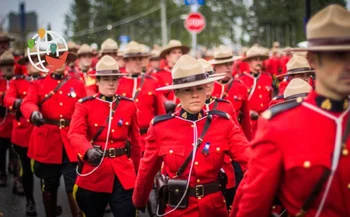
top-left (160, 46), bottom-right (190, 59)
top-left (291, 45), bottom-right (350, 52)
top-left (89, 73), bottom-right (124, 77)
top-left (276, 70), bottom-right (315, 78)
top-left (156, 76), bottom-right (225, 91)
top-left (209, 73), bottom-right (226, 78)
top-left (242, 54), bottom-right (269, 62)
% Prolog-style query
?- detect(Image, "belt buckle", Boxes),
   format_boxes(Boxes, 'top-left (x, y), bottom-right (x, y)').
top-left (109, 148), bottom-right (116, 158)
top-left (59, 119), bottom-right (66, 128)
top-left (195, 185), bottom-right (204, 198)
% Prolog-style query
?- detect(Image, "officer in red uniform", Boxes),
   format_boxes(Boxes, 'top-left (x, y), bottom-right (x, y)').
top-left (210, 45), bottom-right (252, 140)
top-left (3, 48), bottom-right (45, 216)
top-left (231, 5), bottom-right (350, 217)
top-left (99, 38), bottom-right (118, 61)
top-left (147, 49), bottom-right (161, 75)
top-left (133, 55), bottom-right (251, 217)
top-left (21, 48), bottom-right (86, 217)
top-left (239, 45), bottom-right (273, 137)
top-left (0, 51), bottom-right (15, 187)
top-left (68, 55), bottom-right (141, 217)
top-left (155, 40), bottom-right (189, 103)
top-left (117, 41), bottom-right (165, 152)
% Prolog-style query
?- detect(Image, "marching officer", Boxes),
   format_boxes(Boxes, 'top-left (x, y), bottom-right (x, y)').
top-left (68, 55), bottom-right (142, 217)
top-left (99, 38), bottom-right (118, 61)
top-left (155, 40), bottom-right (189, 102)
top-left (148, 49), bottom-right (161, 74)
top-left (117, 41), bottom-right (165, 152)
top-left (3, 48), bottom-right (45, 216)
top-left (21, 48), bottom-right (86, 217)
top-left (133, 55), bottom-right (251, 217)
top-left (210, 45), bottom-right (252, 140)
top-left (0, 51), bottom-right (15, 187)
top-left (239, 45), bottom-right (273, 137)
top-left (231, 5), bottom-right (350, 217)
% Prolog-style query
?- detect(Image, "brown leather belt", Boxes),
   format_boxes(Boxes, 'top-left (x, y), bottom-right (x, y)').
top-left (140, 127), bottom-right (148, 135)
top-left (188, 180), bottom-right (222, 198)
top-left (45, 118), bottom-right (71, 128)
top-left (103, 147), bottom-right (128, 158)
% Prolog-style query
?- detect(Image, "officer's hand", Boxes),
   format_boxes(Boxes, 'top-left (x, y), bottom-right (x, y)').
top-left (250, 110), bottom-right (259, 120)
top-left (14, 99), bottom-right (22, 109)
top-left (164, 100), bottom-right (177, 114)
top-left (86, 148), bottom-right (103, 166)
top-left (31, 111), bottom-right (45, 127)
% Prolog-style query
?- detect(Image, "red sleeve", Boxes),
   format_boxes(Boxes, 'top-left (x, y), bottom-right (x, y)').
top-left (132, 125), bottom-right (163, 207)
top-left (154, 92), bottom-right (166, 115)
top-left (4, 80), bottom-right (17, 109)
top-left (20, 82), bottom-right (40, 120)
top-left (231, 118), bottom-right (283, 217)
top-left (241, 99), bottom-right (252, 141)
top-left (129, 103), bottom-right (142, 172)
top-left (68, 102), bottom-right (92, 159)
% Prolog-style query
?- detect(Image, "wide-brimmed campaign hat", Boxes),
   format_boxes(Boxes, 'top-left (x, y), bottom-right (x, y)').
top-left (140, 44), bottom-right (151, 57)
top-left (149, 49), bottom-right (161, 60)
top-left (77, 44), bottom-right (93, 57)
top-left (156, 55), bottom-right (225, 91)
top-left (0, 50), bottom-right (15, 66)
top-left (277, 55), bottom-right (315, 78)
top-left (100, 38), bottom-right (118, 54)
top-left (293, 4), bottom-right (350, 51)
top-left (0, 32), bottom-right (15, 42)
top-left (17, 47), bottom-right (45, 65)
top-left (283, 78), bottom-right (312, 99)
top-left (90, 55), bottom-right (123, 77)
top-left (159, 40), bottom-right (189, 59)
top-left (198, 58), bottom-right (226, 78)
top-left (123, 41), bottom-right (147, 58)
top-left (67, 41), bottom-right (78, 52)
top-left (209, 45), bottom-right (241, 65)
top-left (242, 45), bottom-right (269, 62)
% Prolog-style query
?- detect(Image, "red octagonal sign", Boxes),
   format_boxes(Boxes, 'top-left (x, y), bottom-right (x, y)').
top-left (184, 12), bottom-right (206, 34)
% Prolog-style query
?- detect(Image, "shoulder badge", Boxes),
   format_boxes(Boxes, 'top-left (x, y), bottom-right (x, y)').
top-left (262, 97), bottom-right (303, 120)
top-left (152, 113), bottom-right (175, 125)
top-left (78, 95), bottom-right (95, 103)
top-left (118, 95), bottom-right (134, 102)
top-left (208, 109), bottom-right (230, 120)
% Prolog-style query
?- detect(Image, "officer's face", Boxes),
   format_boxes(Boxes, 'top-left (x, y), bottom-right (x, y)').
top-left (79, 54), bottom-right (92, 68)
top-left (175, 84), bottom-right (207, 114)
top-left (214, 62), bottom-right (233, 81)
top-left (166, 49), bottom-right (183, 67)
top-left (308, 51), bottom-right (350, 99)
top-left (206, 82), bottom-right (214, 99)
top-left (0, 65), bottom-right (14, 78)
top-left (248, 57), bottom-right (263, 74)
top-left (125, 56), bottom-right (142, 74)
top-left (26, 57), bottom-right (40, 74)
top-left (96, 76), bottom-right (119, 97)
top-left (142, 56), bottom-right (149, 68)
top-left (292, 72), bottom-right (314, 82)
top-left (150, 59), bottom-right (160, 70)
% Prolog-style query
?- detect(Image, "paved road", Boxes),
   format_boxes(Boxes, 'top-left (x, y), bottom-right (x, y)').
top-left (0, 173), bottom-right (150, 217)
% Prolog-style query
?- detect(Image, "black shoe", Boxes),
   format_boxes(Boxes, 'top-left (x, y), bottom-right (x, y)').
top-left (12, 178), bottom-right (25, 195)
top-left (0, 174), bottom-right (7, 187)
top-left (57, 205), bottom-right (63, 216)
top-left (26, 200), bottom-right (37, 216)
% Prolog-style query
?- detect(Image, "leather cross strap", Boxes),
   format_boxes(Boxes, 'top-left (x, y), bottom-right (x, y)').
top-left (133, 74), bottom-right (146, 100)
top-left (39, 76), bottom-right (70, 108)
top-left (91, 98), bottom-right (120, 143)
top-left (174, 114), bottom-right (213, 178)
top-left (222, 79), bottom-right (235, 100)
top-left (296, 110), bottom-right (350, 217)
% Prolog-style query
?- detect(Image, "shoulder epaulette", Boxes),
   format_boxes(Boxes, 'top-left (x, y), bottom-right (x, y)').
top-left (78, 95), bottom-right (95, 103)
top-left (214, 98), bottom-right (230, 104)
top-left (262, 98), bottom-right (303, 120)
top-left (272, 95), bottom-right (284, 100)
top-left (118, 96), bottom-right (134, 102)
top-left (12, 75), bottom-right (25, 80)
top-left (208, 109), bottom-right (230, 120)
top-left (145, 74), bottom-right (157, 80)
top-left (152, 114), bottom-right (175, 125)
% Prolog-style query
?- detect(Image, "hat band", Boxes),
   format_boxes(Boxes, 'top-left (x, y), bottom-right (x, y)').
top-left (173, 73), bottom-right (208, 85)
top-left (285, 92), bottom-right (309, 101)
top-left (287, 67), bottom-right (313, 74)
top-left (308, 37), bottom-right (350, 46)
top-left (96, 70), bottom-right (120, 75)
top-left (0, 60), bottom-right (15, 66)
top-left (206, 71), bottom-right (214, 75)
top-left (124, 52), bottom-right (144, 58)
top-left (214, 56), bottom-right (233, 61)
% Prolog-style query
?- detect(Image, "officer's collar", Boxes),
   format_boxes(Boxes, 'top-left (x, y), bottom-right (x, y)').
top-left (179, 108), bottom-right (205, 121)
top-left (315, 93), bottom-right (349, 112)
top-left (248, 71), bottom-right (260, 78)
top-left (28, 73), bottom-right (42, 80)
top-left (218, 77), bottom-right (232, 85)
top-left (205, 96), bottom-right (215, 104)
top-left (98, 93), bottom-right (117, 102)
top-left (50, 72), bottom-right (65, 80)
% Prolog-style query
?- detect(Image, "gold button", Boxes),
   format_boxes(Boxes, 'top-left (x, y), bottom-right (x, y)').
top-left (148, 92), bottom-right (152, 95)
top-left (191, 124), bottom-right (194, 128)
top-left (223, 199), bottom-right (226, 203)
top-left (347, 183), bottom-right (350, 189)
top-left (169, 150), bottom-right (173, 154)
top-left (23, 91), bottom-right (27, 95)
top-left (57, 81), bottom-right (61, 84)
top-left (258, 85), bottom-right (261, 89)
top-left (259, 94), bottom-right (262, 98)
top-left (17, 122), bottom-right (21, 126)
top-left (45, 94), bottom-right (48, 97)
top-left (59, 91), bottom-right (62, 94)
top-left (9, 106), bottom-right (12, 110)
top-left (122, 93), bottom-right (126, 96)
top-left (175, 189), bottom-right (179, 193)
top-left (195, 161), bottom-right (199, 166)
top-left (135, 98), bottom-right (139, 102)
top-left (125, 122), bottom-right (129, 126)
top-left (59, 114), bottom-right (63, 118)
top-left (303, 161), bottom-right (311, 168)
top-left (110, 140), bottom-right (114, 143)
top-left (27, 119), bottom-right (30, 123)
top-left (216, 147), bottom-right (220, 152)
top-left (272, 206), bottom-right (276, 210)
top-left (59, 102), bottom-right (63, 106)
top-left (198, 197), bottom-right (202, 200)
top-left (197, 179), bottom-right (200, 183)
top-left (343, 149), bottom-right (349, 156)
top-left (94, 123), bottom-right (98, 127)
top-left (260, 103), bottom-right (264, 107)
top-left (112, 129), bottom-right (115, 133)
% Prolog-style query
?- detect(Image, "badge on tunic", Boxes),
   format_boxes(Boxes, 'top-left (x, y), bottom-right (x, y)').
top-left (117, 119), bottom-right (123, 127)
top-left (69, 87), bottom-right (77, 98)
top-left (201, 142), bottom-right (210, 156)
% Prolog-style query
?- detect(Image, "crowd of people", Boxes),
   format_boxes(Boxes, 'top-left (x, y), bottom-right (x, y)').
top-left (0, 4), bottom-right (349, 217)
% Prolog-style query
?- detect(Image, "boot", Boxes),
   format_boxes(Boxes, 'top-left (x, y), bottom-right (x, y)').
top-left (67, 193), bottom-right (83, 217)
top-left (13, 177), bottom-right (25, 195)
top-left (26, 199), bottom-right (37, 216)
top-left (42, 191), bottom-right (58, 217)
top-left (0, 173), bottom-right (7, 187)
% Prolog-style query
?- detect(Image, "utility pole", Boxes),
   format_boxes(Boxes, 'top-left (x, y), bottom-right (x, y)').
top-left (160, 0), bottom-right (167, 46)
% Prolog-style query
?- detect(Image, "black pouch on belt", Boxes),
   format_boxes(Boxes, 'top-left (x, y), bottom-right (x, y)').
top-left (77, 156), bottom-right (84, 173)
top-left (155, 173), bottom-right (169, 215)
top-left (218, 169), bottom-right (228, 193)
top-left (125, 140), bottom-right (131, 158)
top-left (167, 179), bottom-right (188, 209)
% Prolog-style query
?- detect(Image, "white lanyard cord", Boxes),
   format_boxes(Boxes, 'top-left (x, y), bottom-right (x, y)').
top-left (132, 77), bottom-right (137, 99)
top-left (248, 77), bottom-right (257, 100)
top-left (302, 102), bottom-right (349, 217)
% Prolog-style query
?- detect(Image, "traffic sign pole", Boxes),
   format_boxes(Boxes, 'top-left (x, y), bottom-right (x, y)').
top-left (191, 5), bottom-right (198, 56)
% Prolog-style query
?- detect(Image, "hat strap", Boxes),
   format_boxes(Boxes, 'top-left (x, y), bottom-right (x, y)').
top-left (308, 37), bottom-right (350, 46)
top-left (173, 73), bottom-right (208, 85)
top-left (287, 67), bottom-right (313, 74)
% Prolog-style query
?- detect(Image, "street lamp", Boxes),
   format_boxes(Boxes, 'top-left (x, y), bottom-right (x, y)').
top-left (168, 14), bottom-right (188, 39)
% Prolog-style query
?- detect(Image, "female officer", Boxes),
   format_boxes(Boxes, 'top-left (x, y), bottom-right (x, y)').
top-left (68, 55), bottom-right (142, 217)
top-left (132, 55), bottom-right (251, 217)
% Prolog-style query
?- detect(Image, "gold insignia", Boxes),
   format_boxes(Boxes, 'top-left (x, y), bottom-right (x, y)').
top-left (198, 113), bottom-right (202, 119)
top-left (78, 99), bottom-right (83, 103)
top-left (262, 110), bottom-right (272, 120)
top-left (321, 99), bottom-right (332, 110)
top-left (101, 96), bottom-right (106, 100)
top-left (296, 97), bottom-right (303, 103)
top-left (344, 100), bottom-right (349, 110)
top-left (181, 112), bottom-right (187, 119)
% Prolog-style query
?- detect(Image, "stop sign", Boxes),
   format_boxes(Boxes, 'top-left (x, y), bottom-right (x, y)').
top-left (184, 12), bottom-right (206, 34)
